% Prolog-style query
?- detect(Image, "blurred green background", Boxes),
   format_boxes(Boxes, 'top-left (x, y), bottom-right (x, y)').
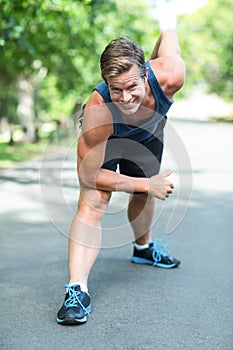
top-left (0, 0), bottom-right (232, 167)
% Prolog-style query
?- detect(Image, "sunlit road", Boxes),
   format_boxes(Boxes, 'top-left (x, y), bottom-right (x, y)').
top-left (0, 119), bottom-right (232, 350)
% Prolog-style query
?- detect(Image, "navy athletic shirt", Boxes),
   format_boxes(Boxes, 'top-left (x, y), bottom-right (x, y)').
top-left (93, 60), bottom-right (173, 142)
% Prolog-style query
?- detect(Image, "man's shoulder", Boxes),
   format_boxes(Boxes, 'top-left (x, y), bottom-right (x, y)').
top-left (84, 91), bottom-right (113, 126)
top-left (148, 56), bottom-right (186, 99)
top-left (87, 89), bottom-right (106, 106)
top-left (93, 81), bottom-right (111, 103)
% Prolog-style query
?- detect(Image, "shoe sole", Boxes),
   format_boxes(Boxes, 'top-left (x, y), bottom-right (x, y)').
top-left (131, 256), bottom-right (179, 268)
top-left (56, 305), bottom-right (92, 325)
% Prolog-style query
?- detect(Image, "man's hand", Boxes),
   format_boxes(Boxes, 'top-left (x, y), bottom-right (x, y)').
top-left (148, 170), bottom-right (174, 200)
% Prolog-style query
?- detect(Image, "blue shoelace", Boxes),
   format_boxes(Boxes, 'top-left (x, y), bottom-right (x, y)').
top-left (64, 285), bottom-right (91, 315)
top-left (151, 239), bottom-right (171, 266)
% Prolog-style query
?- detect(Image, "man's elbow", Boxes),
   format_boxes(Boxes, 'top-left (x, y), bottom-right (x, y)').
top-left (78, 170), bottom-right (97, 189)
top-left (166, 73), bottom-right (186, 97)
top-left (170, 59), bottom-right (186, 92)
top-left (174, 74), bottom-right (186, 91)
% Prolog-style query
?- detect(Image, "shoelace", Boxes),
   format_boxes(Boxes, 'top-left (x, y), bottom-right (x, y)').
top-left (152, 239), bottom-right (171, 266)
top-left (64, 285), bottom-right (91, 315)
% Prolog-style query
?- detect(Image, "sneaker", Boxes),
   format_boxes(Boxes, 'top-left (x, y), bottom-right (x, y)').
top-left (131, 239), bottom-right (180, 268)
top-left (56, 284), bottom-right (91, 325)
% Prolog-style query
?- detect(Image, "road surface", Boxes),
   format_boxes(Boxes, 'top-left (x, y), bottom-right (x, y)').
top-left (0, 119), bottom-right (232, 350)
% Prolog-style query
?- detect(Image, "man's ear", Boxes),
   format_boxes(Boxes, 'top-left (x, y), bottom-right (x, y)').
top-left (144, 68), bottom-right (149, 82)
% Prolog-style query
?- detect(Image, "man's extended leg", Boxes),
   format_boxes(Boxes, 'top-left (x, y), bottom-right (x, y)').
top-left (57, 188), bottom-right (111, 325)
top-left (128, 193), bottom-right (181, 268)
top-left (69, 189), bottom-right (111, 285)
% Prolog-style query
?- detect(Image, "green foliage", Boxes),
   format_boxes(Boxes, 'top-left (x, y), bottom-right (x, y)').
top-left (0, 0), bottom-right (160, 125)
top-left (177, 0), bottom-right (233, 100)
top-left (1, 0), bottom-right (232, 134)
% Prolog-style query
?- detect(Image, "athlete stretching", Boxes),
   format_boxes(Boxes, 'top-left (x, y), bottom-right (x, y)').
top-left (57, 29), bottom-right (186, 325)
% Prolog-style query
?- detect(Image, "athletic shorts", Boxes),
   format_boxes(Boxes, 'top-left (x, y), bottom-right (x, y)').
top-left (102, 118), bottom-right (166, 178)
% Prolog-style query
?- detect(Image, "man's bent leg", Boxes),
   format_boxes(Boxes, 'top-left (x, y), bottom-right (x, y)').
top-left (128, 193), bottom-right (181, 269)
top-left (128, 193), bottom-right (155, 244)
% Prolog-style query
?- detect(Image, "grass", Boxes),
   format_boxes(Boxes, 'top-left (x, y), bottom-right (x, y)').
top-left (0, 131), bottom-right (77, 169)
top-left (0, 119), bottom-right (78, 169)
top-left (211, 115), bottom-right (233, 123)
top-left (0, 141), bottom-right (48, 169)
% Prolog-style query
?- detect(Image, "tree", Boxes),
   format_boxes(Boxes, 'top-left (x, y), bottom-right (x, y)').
top-left (0, 0), bottom-right (95, 140)
top-left (177, 0), bottom-right (233, 100)
top-left (0, 0), bottom-right (160, 142)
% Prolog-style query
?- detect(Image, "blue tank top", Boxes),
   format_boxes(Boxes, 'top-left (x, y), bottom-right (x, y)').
top-left (93, 60), bottom-right (173, 142)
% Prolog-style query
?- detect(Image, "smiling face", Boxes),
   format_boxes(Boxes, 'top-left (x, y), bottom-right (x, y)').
top-left (107, 64), bottom-right (147, 115)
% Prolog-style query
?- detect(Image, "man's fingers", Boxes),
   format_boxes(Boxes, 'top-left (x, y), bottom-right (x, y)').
top-left (166, 187), bottom-right (173, 194)
top-left (162, 170), bottom-right (175, 190)
top-left (163, 170), bottom-right (173, 178)
top-left (163, 170), bottom-right (175, 189)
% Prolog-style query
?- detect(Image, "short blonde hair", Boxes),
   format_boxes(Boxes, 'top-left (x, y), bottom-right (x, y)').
top-left (100, 37), bottom-right (146, 83)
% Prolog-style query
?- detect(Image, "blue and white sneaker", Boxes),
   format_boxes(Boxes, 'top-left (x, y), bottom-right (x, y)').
top-left (131, 239), bottom-right (180, 268)
top-left (57, 284), bottom-right (91, 325)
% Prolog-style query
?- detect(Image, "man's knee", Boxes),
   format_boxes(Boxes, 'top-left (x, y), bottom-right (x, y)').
top-left (130, 192), bottom-right (153, 205)
top-left (78, 189), bottom-right (111, 216)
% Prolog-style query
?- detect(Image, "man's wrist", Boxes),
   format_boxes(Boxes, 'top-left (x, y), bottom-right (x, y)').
top-left (133, 177), bottom-right (150, 194)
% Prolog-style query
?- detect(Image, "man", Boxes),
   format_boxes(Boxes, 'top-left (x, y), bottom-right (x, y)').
top-left (57, 29), bottom-right (186, 325)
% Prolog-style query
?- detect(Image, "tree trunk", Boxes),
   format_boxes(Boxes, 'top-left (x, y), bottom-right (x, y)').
top-left (17, 77), bottom-right (36, 142)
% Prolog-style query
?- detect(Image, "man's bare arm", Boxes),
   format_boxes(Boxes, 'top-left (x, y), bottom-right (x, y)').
top-left (149, 29), bottom-right (186, 99)
top-left (78, 126), bottom-right (149, 194)
top-left (150, 29), bottom-right (181, 59)
top-left (78, 93), bottom-right (174, 200)
top-left (79, 134), bottom-right (173, 200)
top-left (78, 126), bottom-right (174, 200)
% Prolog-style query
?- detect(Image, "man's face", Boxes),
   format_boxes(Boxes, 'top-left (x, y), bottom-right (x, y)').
top-left (107, 64), bottom-right (147, 115)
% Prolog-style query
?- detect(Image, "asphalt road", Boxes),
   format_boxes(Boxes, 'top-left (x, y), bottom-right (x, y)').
top-left (0, 119), bottom-right (233, 350)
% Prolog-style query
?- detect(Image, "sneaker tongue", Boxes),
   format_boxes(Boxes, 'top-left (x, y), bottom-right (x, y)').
top-left (65, 284), bottom-right (81, 293)
top-left (73, 284), bottom-right (82, 291)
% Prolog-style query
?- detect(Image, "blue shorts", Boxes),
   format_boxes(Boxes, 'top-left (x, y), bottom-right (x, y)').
top-left (102, 118), bottom-right (166, 178)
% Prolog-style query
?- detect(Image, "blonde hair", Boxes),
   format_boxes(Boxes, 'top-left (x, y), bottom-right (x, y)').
top-left (100, 37), bottom-right (146, 83)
